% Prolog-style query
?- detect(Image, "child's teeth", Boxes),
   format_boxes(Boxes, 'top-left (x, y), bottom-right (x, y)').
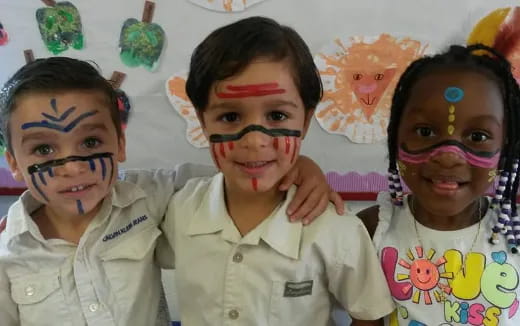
top-left (72, 187), bottom-right (78, 192)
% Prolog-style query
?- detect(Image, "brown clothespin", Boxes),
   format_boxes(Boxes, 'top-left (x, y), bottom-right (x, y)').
top-left (41, 0), bottom-right (57, 6)
top-left (23, 49), bottom-right (35, 64)
top-left (109, 71), bottom-right (126, 89)
top-left (142, 1), bottom-right (155, 23)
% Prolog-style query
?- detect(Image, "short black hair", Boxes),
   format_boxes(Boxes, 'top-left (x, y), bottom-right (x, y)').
top-left (0, 56), bottom-right (122, 153)
top-left (185, 16), bottom-right (322, 112)
top-left (388, 44), bottom-right (520, 210)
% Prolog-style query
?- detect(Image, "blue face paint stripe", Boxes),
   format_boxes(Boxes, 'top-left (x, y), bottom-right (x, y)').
top-left (31, 173), bottom-right (49, 202)
top-left (76, 200), bottom-right (84, 215)
top-left (109, 156), bottom-right (114, 182)
top-left (38, 172), bottom-right (47, 185)
top-left (47, 167), bottom-right (54, 177)
top-left (50, 98), bottom-right (58, 113)
top-left (99, 157), bottom-right (106, 180)
top-left (21, 110), bottom-right (98, 132)
top-left (41, 106), bottom-right (76, 122)
top-left (88, 159), bottom-right (96, 172)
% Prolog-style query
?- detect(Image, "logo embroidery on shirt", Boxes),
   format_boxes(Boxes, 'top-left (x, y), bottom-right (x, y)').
top-left (102, 215), bottom-right (148, 241)
top-left (283, 280), bottom-right (313, 297)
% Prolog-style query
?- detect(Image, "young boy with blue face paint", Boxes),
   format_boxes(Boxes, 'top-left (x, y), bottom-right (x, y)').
top-left (0, 57), bottom-right (341, 325)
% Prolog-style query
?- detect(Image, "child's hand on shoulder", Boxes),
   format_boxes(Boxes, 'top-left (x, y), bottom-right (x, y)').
top-left (279, 155), bottom-right (344, 224)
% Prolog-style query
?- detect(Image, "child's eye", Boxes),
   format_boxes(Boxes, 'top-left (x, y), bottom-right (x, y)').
top-left (267, 111), bottom-right (288, 121)
top-left (468, 131), bottom-right (489, 143)
top-left (83, 137), bottom-right (102, 149)
top-left (415, 127), bottom-right (435, 138)
top-left (219, 112), bottom-right (239, 123)
top-left (33, 144), bottom-right (54, 156)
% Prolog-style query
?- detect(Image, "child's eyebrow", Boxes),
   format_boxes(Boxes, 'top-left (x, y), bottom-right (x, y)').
top-left (263, 99), bottom-right (299, 108)
top-left (75, 122), bottom-right (110, 133)
top-left (21, 132), bottom-right (53, 145)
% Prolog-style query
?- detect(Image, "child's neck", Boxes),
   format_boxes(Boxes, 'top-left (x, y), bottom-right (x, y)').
top-left (32, 204), bottom-right (101, 244)
top-left (224, 180), bottom-right (285, 236)
top-left (410, 196), bottom-right (483, 231)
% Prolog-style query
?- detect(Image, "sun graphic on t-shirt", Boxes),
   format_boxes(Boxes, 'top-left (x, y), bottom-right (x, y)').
top-left (397, 246), bottom-right (453, 305)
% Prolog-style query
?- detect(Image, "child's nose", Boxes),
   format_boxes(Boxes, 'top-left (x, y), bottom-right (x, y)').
top-left (430, 150), bottom-right (466, 167)
top-left (54, 160), bottom-right (89, 177)
top-left (240, 130), bottom-right (271, 150)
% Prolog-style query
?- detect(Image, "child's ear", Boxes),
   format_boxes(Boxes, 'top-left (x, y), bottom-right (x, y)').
top-left (5, 151), bottom-right (24, 182)
top-left (117, 133), bottom-right (127, 163)
top-left (301, 109), bottom-right (315, 139)
top-left (195, 110), bottom-right (209, 138)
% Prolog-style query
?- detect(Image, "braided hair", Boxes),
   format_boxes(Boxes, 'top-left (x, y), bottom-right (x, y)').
top-left (387, 43), bottom-right (520, 250)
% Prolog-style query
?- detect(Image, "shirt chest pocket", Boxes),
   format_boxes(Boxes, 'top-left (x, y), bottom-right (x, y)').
top-left (10, 270), bottom-right (70, 326)
top-left (99, 226), bottom-right (162, 310)
top-left (269, 279), bottom-right (330, 325)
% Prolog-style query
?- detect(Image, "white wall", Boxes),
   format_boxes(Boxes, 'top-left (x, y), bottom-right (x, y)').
top-left (1, 0), bottom-right (518, 174)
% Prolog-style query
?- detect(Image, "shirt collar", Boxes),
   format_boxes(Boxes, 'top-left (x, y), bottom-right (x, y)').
top-left (187, 173), bottom-right (303, 259)
top-left (2, 179), bottom-right (147, 245)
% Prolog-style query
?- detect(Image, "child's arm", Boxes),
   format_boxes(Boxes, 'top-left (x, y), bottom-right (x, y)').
top-left (279, 155), bottom-right (344, 224)
top-left (328, 218), bottom-right (394, 322)
top-left (356, 205), bottom-right (380, 238)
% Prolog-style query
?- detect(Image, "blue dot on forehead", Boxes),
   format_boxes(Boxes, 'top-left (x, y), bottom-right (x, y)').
top-left (444, 86), bottom-right (464, 103)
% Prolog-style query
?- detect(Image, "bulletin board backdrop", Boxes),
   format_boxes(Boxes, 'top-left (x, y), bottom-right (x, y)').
top-left (0, 0), bottom-right (518, 198)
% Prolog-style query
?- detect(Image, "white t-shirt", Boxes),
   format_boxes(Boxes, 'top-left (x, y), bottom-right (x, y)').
top-left (373, 192), bottom-right (520, 326)
top-left (162, 173), bottom-right (395, 325)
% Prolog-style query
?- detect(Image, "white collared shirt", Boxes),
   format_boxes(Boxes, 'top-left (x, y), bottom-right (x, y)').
top-left (0, 166), bottom-right (214, 326)
top-left (162, 173), bottom-right (395, 325)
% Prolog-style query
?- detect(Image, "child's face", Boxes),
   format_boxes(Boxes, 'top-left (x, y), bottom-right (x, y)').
top-left (200, 60), bottom-right (313, 194)
top-left (5, 90), bottom-right (126, 218)
top-left (397, 69), bottom-right (504, 216)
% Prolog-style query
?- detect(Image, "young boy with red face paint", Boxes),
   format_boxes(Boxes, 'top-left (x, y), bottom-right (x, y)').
top-left (161, 16), bottom-right (394, 325)
top-left (0, 57), bottom-right (342, 326)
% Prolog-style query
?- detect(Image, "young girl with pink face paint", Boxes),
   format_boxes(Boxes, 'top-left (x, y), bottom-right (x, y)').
top-left (161, 16), bottom-right (395, 325)
top-left (358, 44), bottom-right (520, 326)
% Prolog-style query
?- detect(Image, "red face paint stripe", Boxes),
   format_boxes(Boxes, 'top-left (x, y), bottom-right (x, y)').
top-left (273, 137), bottom-right (279, 150)
top-left (285, 136), bottom-right (291, 154)
top-left (211, 144), bottom-right (221, 169)
top-left (226, 83), bottom-right (280, 91)
top-left (252, 177), bottom-right (258, 191)
top-left (291, 138), bottom-right (298, 163)
top-left (219, 142), bottom-right (226, 158)
top-left (216, 89), bottom-right (286, 98)
top-left (228, 141), bottom-right (234, 150)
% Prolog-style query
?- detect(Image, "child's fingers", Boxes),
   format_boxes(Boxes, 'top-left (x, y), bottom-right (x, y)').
top-left (288, 185), bottom-right (322, 221)
top-left (286, 180), bottom-right (315, 217)
top-left (302, 195), bottom-right (329, 225)
top-left (279, 167), bottom-right (299, 191)
top-left (329, 191), bottom-right (345, 215)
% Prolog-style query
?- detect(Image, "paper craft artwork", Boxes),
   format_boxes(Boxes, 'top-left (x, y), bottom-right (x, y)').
top-left (0, 22), bottom-right (8, 46)
top-left (119, 2), bottom-right (165, 71)
top-left (36, 1), bottom-right (84, 54)
top-left (468, 7), bottom-right (520, 84)
top-left (314, 34), bottom-right (428, 144)
top-left (188, 0), bottom-right (265, 12)
top-left (166, 72), bottom-right (208, 148)
top-left (116, 89), bottom-right (131, 131)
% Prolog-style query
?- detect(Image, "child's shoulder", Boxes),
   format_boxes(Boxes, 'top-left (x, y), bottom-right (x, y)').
top-left (356, 191), bottom-right (395, 238)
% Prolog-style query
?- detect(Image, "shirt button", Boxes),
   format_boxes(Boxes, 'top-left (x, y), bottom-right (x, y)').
top-left (232, 252), bottom-right (243, 263)
top-left (88, 303), bottom-right (99, 312)
top-left (25, 286), bottom-right (35, 296)
top-left (228, 309), bottom-right (239, 320)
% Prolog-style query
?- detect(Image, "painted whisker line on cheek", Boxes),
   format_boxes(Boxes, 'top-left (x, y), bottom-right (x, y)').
top-left (108, 156), bottom-right (114, 183)
top-left (31, 173), bottom-right (49, 202)
top-left (88, 159), bottom-right (96, 172)
top-left (273, 137), bottom-right (279, 150)
top-left (99, 157), bottom-right (107, 181)
top-left (291, 138), bottom-right (299, 164)
top-left (219, 143), bottom-right (226, 158)
top-left (27, 152), bottom-right (114, 174)
top-left (211, 144), bottom-right (221, 169)
top-left (38, 171), bottom-right (47, 186)
top-left (285, 136), bottom-right (291, 154)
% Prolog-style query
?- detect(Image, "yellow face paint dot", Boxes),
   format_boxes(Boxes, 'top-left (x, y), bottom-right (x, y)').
top-left (397, 160), bottom-right (407, 174)
top-left (488, 169), bottom-right (497, 182)
top-left (449, 105), bottom-right (455, 114)
top-left (448, 114), bottom-right (455, 122)
top-left (448, 125), bottom-right (455, 135)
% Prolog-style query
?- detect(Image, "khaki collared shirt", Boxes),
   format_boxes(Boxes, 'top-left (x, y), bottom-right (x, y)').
top-left (162, 173), bottom-right (395, 325)
top-left (0, 167), bottom-right (208, 326)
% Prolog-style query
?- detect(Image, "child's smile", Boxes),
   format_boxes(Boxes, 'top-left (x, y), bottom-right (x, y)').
top-left (397, 68), bottom-right (504, 218)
